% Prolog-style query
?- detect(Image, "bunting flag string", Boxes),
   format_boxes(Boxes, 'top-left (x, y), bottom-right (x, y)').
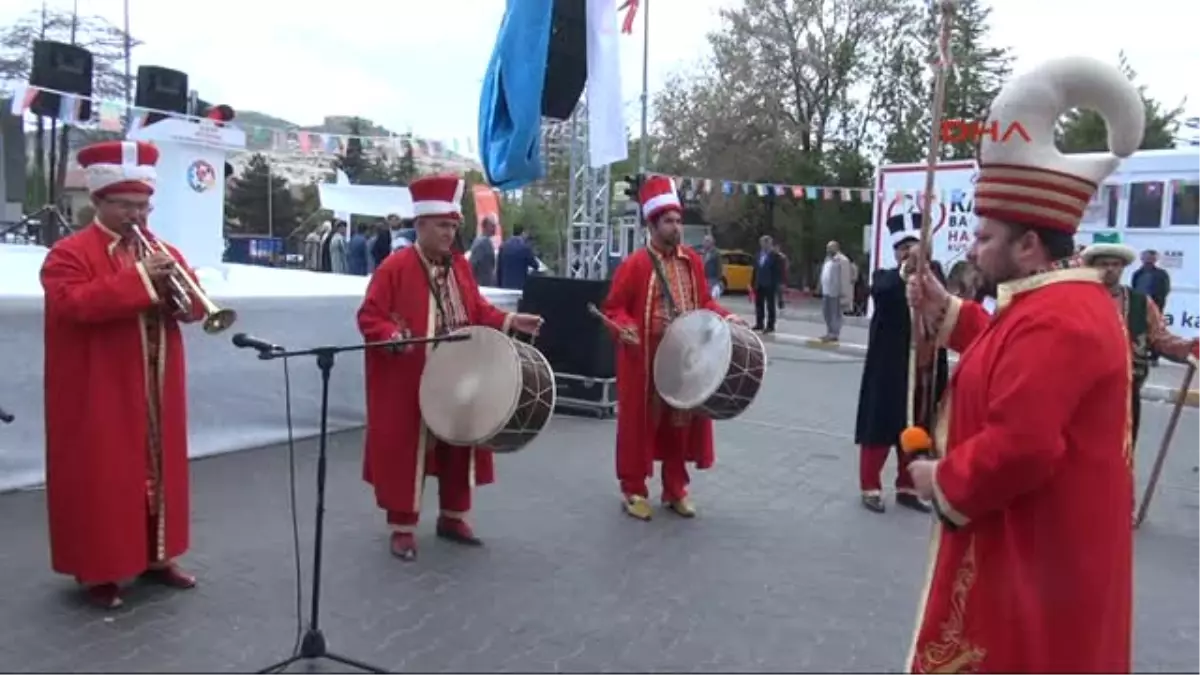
top-left (657, 174), bottom-right (1194, 205)
top-left (3, 83), bottom-right (492, 163)
top-left (661, 172), bottom-right (875, 204)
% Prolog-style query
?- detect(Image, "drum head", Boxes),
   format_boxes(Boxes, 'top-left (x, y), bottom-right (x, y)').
top-left (419, 326), bottom-right (521, 446)
top-left (653, 310), bottom-right (733, 409)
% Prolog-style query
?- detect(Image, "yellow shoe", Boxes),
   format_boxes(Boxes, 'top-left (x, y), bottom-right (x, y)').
top-left (622, 495), bottom-right (653, 521)
top-left (664, 497), bottom-right (697, 518)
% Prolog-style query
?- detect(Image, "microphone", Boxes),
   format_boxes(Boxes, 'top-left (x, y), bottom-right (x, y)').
top-left (900, 425), bottom-right (934, 461)
top-left (231, 333), bottom-right (284, 354)
top-left (0, 406), bottom-right (13, 424)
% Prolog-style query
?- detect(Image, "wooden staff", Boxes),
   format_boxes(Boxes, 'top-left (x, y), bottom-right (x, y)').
top-left (907, 0), bottom-right (958, 433)
top-left (1133, 360), bottom-right (1197, 528)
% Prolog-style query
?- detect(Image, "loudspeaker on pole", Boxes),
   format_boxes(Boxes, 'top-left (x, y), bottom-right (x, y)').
top-left (28, 40), bottom-right (94, 122)
top-left (135, 65), bottom-right (189, 126)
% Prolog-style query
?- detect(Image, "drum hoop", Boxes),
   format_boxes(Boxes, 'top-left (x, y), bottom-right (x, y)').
top-left (515, 340), bottom-right (559, 423)
top-left (655, 309), bottom-right (733, 410)
top-left (418, 326), bottom-right (523, 445)
top-left (743, 325), bottom-right (768, 382)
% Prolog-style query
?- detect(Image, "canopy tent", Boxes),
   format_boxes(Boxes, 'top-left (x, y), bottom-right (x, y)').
top-left (317, 182), bottom-right (413, 218)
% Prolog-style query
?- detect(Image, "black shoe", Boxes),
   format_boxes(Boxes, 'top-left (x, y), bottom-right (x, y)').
top-left (861, 494), bottom-right (885, 513)
top-left (896, 493), bottom-right (932, 513)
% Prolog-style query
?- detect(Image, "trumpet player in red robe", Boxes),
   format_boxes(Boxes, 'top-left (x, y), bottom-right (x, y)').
top-left (357, 174), bottom-right (542, 561)
top-left (601, 175), bottom-right (743, 520)
top-left (40, 140), bottom-right (208, 609)
top-left (903, 58), bottom-right (1142, 672)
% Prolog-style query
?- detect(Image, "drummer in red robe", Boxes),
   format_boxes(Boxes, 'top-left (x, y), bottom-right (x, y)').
top-left (903, 58), bottom-right (1144, 672)
top-left (601, 175), bottom-right (743, 520)
top-left (40, 140), bottom-right (208, 609)
top-left (357, 174), bottom-right (542, 561)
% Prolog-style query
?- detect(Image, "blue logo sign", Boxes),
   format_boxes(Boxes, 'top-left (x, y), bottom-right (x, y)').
top-left (186, 159), bottom-right (217, 193)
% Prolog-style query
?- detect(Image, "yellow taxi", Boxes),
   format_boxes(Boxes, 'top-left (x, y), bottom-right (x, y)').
top-left (718, 249), bottom-right (754, 293)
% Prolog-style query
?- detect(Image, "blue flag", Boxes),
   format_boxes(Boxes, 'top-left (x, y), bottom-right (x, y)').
top-left (477, 0), bottom-right (555, 190)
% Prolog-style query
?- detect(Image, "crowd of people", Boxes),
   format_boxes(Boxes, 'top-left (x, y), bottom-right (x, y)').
top-left (298, 212), bottom-right (542, 291)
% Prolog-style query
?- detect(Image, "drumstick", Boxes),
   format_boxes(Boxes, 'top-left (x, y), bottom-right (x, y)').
top-left (587, 303), bottom-right (639, 345)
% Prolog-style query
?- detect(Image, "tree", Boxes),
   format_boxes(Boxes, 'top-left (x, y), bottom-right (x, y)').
top-left (1058, 52), bottom-right (1183, 153)
top-left (0, 8), bottom-right (141, 238)
top-left (652, 0), bottom-right (909, 281)
top-left (332, 117), bottom-right (374, 184)
top-left (389, 137), bottom-right (420, 185)
top-left (928, 0), bottom-right (1014, 160)
top-left (225, 154), bottom-right (297, 236)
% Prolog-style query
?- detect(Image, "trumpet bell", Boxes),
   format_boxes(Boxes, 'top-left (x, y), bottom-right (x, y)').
top-left (203, 308), bottom-right (238, 335)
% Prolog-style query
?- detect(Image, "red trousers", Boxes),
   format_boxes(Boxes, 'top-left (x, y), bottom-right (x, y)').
top-left (620, 420), bottom-right (692, 502)
top-left (859, 444), bottom-right (916, 494)
top-left (386, 445), bottom-right (472, 531)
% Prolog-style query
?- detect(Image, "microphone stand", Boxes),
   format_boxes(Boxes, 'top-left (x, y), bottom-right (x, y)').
top-left (248, 333), bottom-right (469, 674)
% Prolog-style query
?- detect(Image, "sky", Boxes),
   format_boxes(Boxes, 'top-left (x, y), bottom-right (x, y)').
top-left (2, 0), bottom-right (1197, 145)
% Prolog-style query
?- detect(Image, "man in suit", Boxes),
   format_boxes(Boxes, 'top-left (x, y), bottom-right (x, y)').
top-left (497, 225), bottom-right (538, 290)
top-left (751, 235), bottom-right (782, 333)
top-left (1131, 249), bottom-right (1172, 364)
top-left (469, 216), bottom-right (498, 286)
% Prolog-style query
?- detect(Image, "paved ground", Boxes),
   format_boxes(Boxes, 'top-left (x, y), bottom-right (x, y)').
top-left (0, 342), bottom-right (1196, 673)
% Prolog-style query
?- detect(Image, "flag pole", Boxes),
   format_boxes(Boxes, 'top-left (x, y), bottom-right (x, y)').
top-left (636, 0), bottom-right (649, 176)
top-left (123, 0), bottom-right (133, 130)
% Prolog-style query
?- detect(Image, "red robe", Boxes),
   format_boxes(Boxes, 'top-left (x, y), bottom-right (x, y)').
top-left (908, 267), bottom-right (1133, 673)
top-left (40, 222), bottom-right (205, 584)
top-left (356, 246), bottom-right (513, 516)
top-left (601, 245), bottom-right (732, 486)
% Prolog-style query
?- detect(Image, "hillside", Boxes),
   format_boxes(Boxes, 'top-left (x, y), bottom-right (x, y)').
top-left (235, 110), bottom-right (399, 150)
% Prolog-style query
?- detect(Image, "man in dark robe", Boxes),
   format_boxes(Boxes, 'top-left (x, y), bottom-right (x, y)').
top-left (854, 213), bottom-right (948, 513)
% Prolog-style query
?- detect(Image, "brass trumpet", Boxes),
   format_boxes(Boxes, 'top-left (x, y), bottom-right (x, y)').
top-left (131, 224), bottom-right (238, 334)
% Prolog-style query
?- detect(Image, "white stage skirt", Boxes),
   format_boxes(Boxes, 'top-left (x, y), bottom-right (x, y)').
top-left (0, 245), bottom-right (522, 492)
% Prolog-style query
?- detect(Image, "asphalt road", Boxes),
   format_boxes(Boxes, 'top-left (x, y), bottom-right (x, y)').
top-left (0, 342), bottom-right (1195, 673)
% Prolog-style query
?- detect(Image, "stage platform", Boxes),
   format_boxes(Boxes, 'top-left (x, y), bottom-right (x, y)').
top-left (0, 243), bottom-right (521, 492)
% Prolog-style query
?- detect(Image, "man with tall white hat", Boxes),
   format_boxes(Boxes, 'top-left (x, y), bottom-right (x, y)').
top-left (40, 140), bottom-right (208, 609)
top-left (357, 173), bottom-right (543, 561)
top-left (904, 58), bottom-right (1145, 672)
top-left (1081, 241), bottom-right (1198, 448)
top-left (600, 175), bottom-right (743, 521)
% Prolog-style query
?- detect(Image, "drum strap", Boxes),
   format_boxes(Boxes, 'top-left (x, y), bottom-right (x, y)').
top-left (647, 247), bottom-right (681, 320)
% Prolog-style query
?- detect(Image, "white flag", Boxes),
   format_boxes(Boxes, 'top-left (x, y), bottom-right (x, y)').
top-left (585, 0), bottom-right (628, 168)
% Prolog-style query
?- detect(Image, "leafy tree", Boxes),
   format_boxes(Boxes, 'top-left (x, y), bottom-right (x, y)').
top-left (389, 137), bottom-right (420, 185)
top-left (501, 191), bottom-right (565, 271)
top-left (0, 9), bottom-right (140, 241)
top-left (1058, 52), bottom-right (1182, 153)
top-left (225, 153), bottom-right (297, 236)
top-left (927, 0), bottom-right (1014, 160)
top-left (652, 0), bottom-right (908, 280)
top-left (293, 181), bottom-right (327, 236)
top-left (332, 117), bottom-right (374, 184)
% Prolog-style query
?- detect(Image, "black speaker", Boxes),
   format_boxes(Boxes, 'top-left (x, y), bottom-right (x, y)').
top-left (541, 0), bottom-right (587, 121)
top-left (28, 40), bottom-right (93, 121)
top-left (136, 66), bottom-right (189, 124)
top-left (519, 276), bottom-right (615, 378)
